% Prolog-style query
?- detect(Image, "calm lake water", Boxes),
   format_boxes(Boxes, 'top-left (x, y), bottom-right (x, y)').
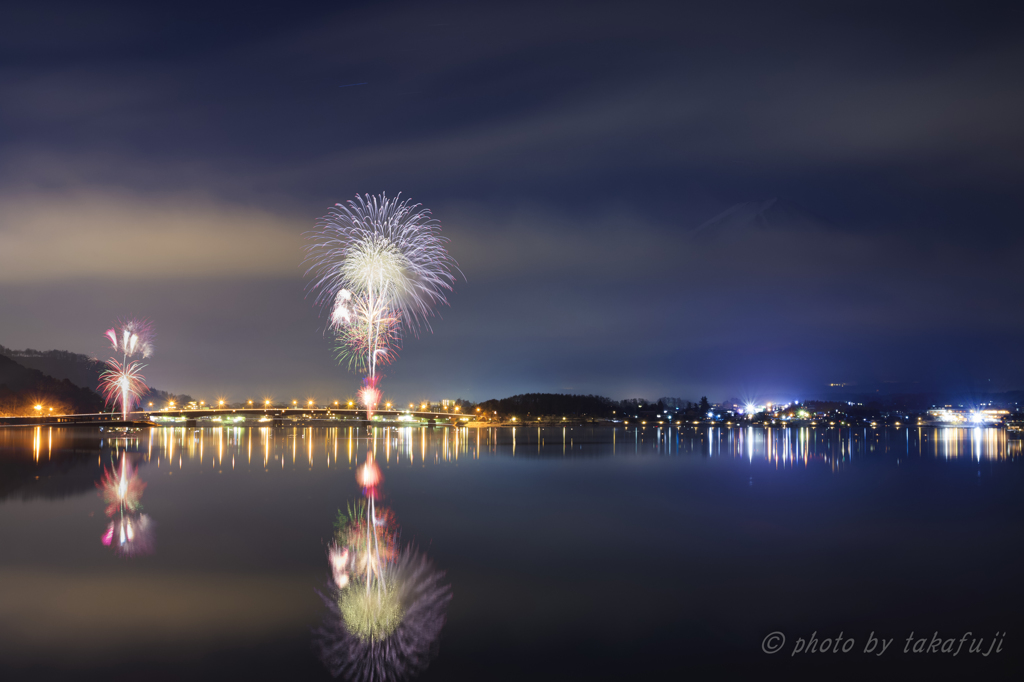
top-left (1, 424), bottom-right (1022, 681)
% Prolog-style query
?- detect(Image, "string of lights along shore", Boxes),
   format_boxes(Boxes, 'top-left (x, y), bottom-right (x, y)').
top-left (304, 193), bottom-right (461, 418)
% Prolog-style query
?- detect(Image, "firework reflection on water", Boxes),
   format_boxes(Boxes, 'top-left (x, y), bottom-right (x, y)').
top-left (314, 548), bottom-right (452, 681)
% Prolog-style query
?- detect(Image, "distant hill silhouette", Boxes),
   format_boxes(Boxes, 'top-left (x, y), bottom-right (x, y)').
top-left (0, 354), bottom-right (105, 415)
top-left (0, 345), bottom-right (106, 392)
top-left (0, 344), bottom-right (191, 410)
top-left (477, 393), bottom-right (617, 417)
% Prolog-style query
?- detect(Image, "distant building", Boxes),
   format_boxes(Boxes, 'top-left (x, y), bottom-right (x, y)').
top-left (927, 408), bottom-right (1008, 425)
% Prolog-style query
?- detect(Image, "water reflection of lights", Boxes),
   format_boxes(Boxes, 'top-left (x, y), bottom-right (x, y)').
top-left (314, 450), bottom-right (451, 680)
top-left (97, 443), bottom-right (154, 558)
top-left (5, 425), bottom-right (1020, 485)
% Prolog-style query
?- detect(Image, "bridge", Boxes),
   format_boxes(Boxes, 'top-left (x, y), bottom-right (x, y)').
top-left (0, 407), bottom-right (466, 428)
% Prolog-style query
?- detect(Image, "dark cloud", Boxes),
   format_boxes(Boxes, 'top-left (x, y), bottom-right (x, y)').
top-left (1, 0), bottom-right (1022, 401)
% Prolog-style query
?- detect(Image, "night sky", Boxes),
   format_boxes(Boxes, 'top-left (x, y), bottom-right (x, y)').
top-left (1, 1), bottom-right (1022, 405)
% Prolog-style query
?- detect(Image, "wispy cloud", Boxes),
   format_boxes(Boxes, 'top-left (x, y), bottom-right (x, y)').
top-left (0, 190), bottom-right (303, 281)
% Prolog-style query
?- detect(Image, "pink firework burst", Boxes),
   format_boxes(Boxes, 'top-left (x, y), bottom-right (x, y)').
top-left (99, 358), bottom-right (148, 421)
top-left (104, 318), bottom-right (155, 359)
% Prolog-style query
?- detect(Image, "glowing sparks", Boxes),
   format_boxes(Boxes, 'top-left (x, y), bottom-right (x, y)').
top-left (305, 193), bottom-right (460, 416)
top-left (99, 359), bottom-right (148, 421)
top-left (359, 377), bottom-right (382, 418)
top-left (100, 319), bottom-right (155, 421)
top-left (104, 318), bottom-right (155, 359)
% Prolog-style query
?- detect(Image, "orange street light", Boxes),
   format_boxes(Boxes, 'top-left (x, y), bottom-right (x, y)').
top-left (34, 405), bottom-right (42, 411)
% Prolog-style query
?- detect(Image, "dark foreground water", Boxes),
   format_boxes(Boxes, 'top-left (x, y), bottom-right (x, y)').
top-left (1, 424), bottom-right (1022, 681)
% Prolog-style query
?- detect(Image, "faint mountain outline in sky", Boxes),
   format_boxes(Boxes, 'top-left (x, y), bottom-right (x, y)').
top-left (690, 198), bottom-right (833, 241)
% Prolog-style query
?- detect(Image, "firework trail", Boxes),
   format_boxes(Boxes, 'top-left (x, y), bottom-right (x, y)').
top-left (99, 319), bottom-right (154, 421)
top-left (305, 194), bottom-right (460, 416)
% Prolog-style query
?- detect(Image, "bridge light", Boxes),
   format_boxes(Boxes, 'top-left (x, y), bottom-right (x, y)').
top-left (308, 400), bottom-right (314, 406)
top-left (334, 401), bottom-right (339, 406)
top-left (34, 405), bottom-right (42, 411)
top-left (348, 401), bottom-right (354, 407)
top-left (200, 401), bottom-right (205, 406)
top-left (292, 400), bottom-right (297, 405)
top-left (264, 400), bottom-right (270, 406)
top-left (219, 400), bottom-right (225, 407)
top-left (248, 400), bottom-right (253, 405)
